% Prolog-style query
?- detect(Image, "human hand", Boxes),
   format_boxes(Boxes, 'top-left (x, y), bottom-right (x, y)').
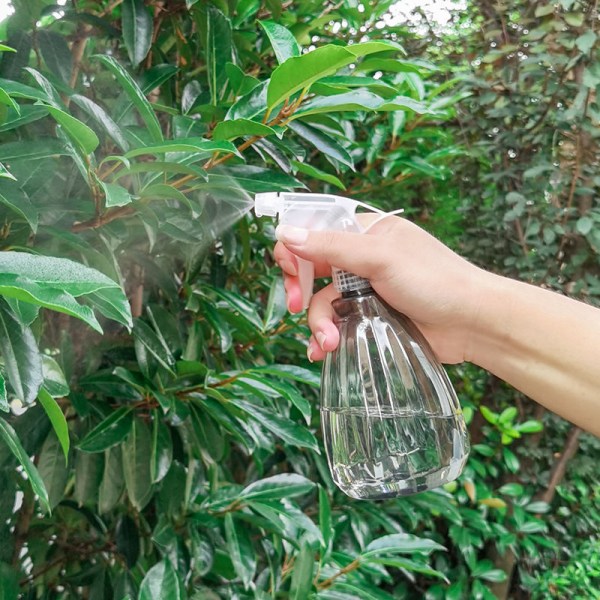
top-left (273, 215), bottom-right (487, 364)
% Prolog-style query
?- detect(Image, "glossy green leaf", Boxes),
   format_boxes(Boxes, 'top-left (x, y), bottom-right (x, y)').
top-left (151, 415), bottom-right (172, 483)
top-left (267, 40), bottom-right (404, 109)
top-left (133, 318), bottom-right (176, 374)
top-left (240, 473), bottom-right (315, 501)
top-left (99, 446), bottom-right (125, 514)
top-left (363, 533), bottom-right (446, 557)
top-left (290, 540), bottom-right (314, 599)
top-left (0, 181), bottom-right (38, 232)
top-left (0, 373), bottom-right (6, 413)
top-left (45, 105), bottom-right (100, 155)
top-left (78, 407), bottom-right (133, 453)
top-left (74, 450), bottom-right (102, 506)
top-left (291, 159), bottom-right (345, 189)
top-left (0, 138), bottom-right (66, 161)
top-left (258, 20), bottom-right (301, 64)
top-left (503, 447), bottom-right (520, 473)
top-left (212, 118), bottom-right (278, 141)
top-left (288, 121), bottom-right (353, 169)
top-left (516, 420), bottom-right (543, 433)
top-left (224, 513), bottom-right (256, 588)
top-left (498, 482), bottom-right (524, 497)
top-left (0, 87), bottom-right (19, 113)
top-left (0, 301), bottom-right (43, 405)
top-left (95, 55), bottom-right (163, 142)
top-left (72, 94), bottom-right (130, 151)
top-left (226, 80), bottom-right (268, 120)
top-left (139, 557), bottom-right (181, 600)
top-left (0, 418), bottom-right (50, 512)
top-left (37, 430), bottom-right (69, 510)
top-left (122, 417), bottom-right (153, 511)
top-left (263, 276), bottom-right (286, 331)
top-left (125, 138), bottom-right (237, 158)
top-left (231, 399), bottom-right (319, 451)
top-left (101, 181), bottom-right (133, 207)
top-left (122, 0), bottom-right (153, 67)
top-left (116, 515), bottom-right (140, 568)
top-left (37, 387), bottom-right (69, 461)
top-left (365, 557), bottom-right (448, 581)
top-left (37, 30), bottom-right (72, 84)
top-left (319, 485), bottom-right (332, 556)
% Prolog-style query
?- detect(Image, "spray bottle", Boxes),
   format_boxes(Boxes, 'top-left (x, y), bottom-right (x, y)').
top-left (255, 192), bottom-right (470, 499)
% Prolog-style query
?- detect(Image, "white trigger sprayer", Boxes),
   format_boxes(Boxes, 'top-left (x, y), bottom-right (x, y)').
top-left (254, 192), bottom-right (398, 309)
top-left (254, 191), bottom-right (470, 500)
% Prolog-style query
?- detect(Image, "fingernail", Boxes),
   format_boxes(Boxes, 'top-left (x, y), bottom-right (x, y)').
top-left (276, 225), bottom-right (309, 246)
top-left (316, 332), bottom-right (327, 351)
top-left (279, 259), bottom-right (298, 277)
top-left (307, 345), bottom-right (314, 363)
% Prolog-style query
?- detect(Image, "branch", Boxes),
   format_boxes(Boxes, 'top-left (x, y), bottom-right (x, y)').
top-left (538, 426), bottom-right (582, 505)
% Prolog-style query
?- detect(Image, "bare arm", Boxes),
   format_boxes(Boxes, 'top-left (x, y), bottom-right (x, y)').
top-left (467, 272), bottom-right (600, 436)
top-left (273, 217), bottom-right (600, 437)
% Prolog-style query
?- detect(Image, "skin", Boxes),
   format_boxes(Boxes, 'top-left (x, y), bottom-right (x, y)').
top-left (274, 216), bottom-right (600, 437)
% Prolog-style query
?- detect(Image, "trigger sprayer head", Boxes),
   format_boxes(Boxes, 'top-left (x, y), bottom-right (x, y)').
top-left (254, 192), bottom-right (283, 217)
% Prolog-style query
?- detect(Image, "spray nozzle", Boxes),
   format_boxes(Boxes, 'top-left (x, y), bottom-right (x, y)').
top-left (254, 191), bottom-right (403, 308)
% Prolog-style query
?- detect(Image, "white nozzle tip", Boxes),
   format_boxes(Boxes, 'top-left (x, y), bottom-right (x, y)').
top-left (254, 192), bottom-right (282, 217)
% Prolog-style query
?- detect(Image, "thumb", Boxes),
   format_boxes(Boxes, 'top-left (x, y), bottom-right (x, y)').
top-left (275, 224), bottom-right (383, 280)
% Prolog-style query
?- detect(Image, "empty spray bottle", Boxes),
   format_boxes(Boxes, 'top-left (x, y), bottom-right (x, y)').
top-left (254, 192), bottom-right (470, 499)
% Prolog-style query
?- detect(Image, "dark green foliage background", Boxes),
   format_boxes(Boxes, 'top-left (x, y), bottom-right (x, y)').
top-left (0, 1), bottom-right (598, 598)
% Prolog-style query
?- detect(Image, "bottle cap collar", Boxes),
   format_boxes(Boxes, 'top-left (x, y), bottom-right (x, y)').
top-left (333, 268), bottom-right (372, 294)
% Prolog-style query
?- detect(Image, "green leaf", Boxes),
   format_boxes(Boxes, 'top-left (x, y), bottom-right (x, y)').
top-left (319, 485), bottom-right (332, 556)
top-left (208, 165), bottom-right (305, 193)
top-left (267, 45), bottom-right (354, 109)
top-left (37, 30), bottom-right (72, 84)
top-left (74, 450), bottom-right (102, 506)
top-left (224, 513), bottom-right (256, 589)
top-left (87, 287), bottom-right (133, 329)
top-left (71, 94), bottom-right (130, 152)
top-left (525, 501), bottom-right (551, 513)
top-left (99, 446), bottom-right (125, 514)
top-left (37, 387), bottom-right (69, 461)
top-left (151, 415), bottom-right (172, 483)
top-left (289, 540), bottom-right (314, 599)
top-left (37, 430), bottom-right (69, 510)
top-left (240, 473), bottom-right (315, 501)
top-left (42, 355), bottom-right (69, 398)
top-left (366, 557), bottom-right (449, 582)
top-left (78, 407), bottom-right (133, 453)
top-left (0, 251), bottom-right (124, 296)
top-left (267, 40), bottom-right (404, 109)
top-left (133, 318), bottom-right (176, 374)
top-left (516, 420), bottom-right (543, 433)
top-left (0, 302), bottom-right (43, 405)
top-left (576, 216), bottom-right (593, 235)
top-left (101, 181), bottom-right (133, 208)
top-left (122, 0), bottom-right (153, 67)
top-left (196, 5), bottom-right (233, 105)
top-left (498, 482), bottom-right (524, 497)
top-left (0, 87), bottom-right (19, 113)
top-left (139, 557), bottom-right (181, 600)
top-left (45, 105), bottom-right (100, 155)
top-left (0, 44), bottom-right (16, 52)
top-left (288, 121), bottom-right (353, 169)
top-left (263, 276), bottom-right (287, 330)
top-left (226, 80), bottom-right (268, 120)
top-left (518, 520), bottom-right (548, 533)
top-left (258, 20), bottom-right (301, 64)
top-left (125, 138), bottom-right (237, 158)
top-left (576, 30), bottom-right (597, 53)
top-left (0, 562), bottom-right (18, 600)
top-left (0, 418), bottom-right (50, 512)
top-left (231, 399), bottom-right (319, 451)
top-left (480, 405), bottom-right (498, 425)
top-left (477, 569), bottom-right (507, 583)
top-left (122, 417), bottom-right (153, 511)
top-left (0, 373), bottom-right (6, 413)
top-left (564, 12), bottom-right (584, 27)
top-left (95, 55), bottom-right (163, 142)
top-left (291, 159), bottom-right (345, 189)
top-left (503, 447), bottom-right (520, 473)
top-left (498, 406), bottom-right (517, 424)
top-left (363, 533), bottom-right (446, 557)
top-left (0, 181), bottom-right (39, 232)
top-left (212, 118), bottom-right (278, 141)
top-left (0, 138), bottom-right (67, 161)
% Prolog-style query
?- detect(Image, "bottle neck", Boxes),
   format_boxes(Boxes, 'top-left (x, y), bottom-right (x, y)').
top-left (341, 286), bottom-right (375, 299)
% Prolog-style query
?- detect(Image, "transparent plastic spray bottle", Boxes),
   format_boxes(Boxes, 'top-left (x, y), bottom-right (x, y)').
top-left (255, 192), bottom-right (470, 499)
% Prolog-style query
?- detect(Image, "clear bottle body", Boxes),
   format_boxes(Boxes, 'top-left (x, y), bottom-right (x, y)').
top-left (321, 291), bottom-right (470, 499)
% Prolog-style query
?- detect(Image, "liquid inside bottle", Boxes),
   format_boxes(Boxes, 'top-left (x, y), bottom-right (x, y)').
top-left (321, 289), bottom-right (470, 499)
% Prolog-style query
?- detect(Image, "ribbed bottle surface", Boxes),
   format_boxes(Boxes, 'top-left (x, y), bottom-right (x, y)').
top-left (321, 292), bottom-right (470, 499)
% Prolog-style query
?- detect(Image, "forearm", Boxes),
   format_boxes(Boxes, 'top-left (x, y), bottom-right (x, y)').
top-left (467, 272), bottom-right (600, 436)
